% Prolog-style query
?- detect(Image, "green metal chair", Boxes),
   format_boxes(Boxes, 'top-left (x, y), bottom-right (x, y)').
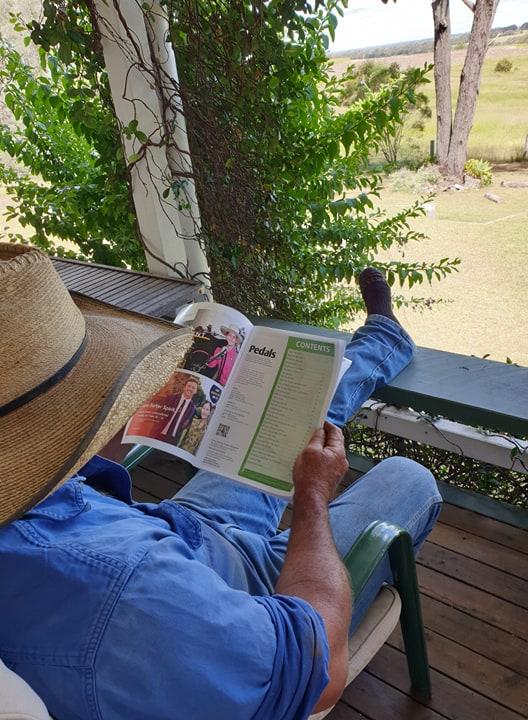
top-left (345, 521), bottom-right (430, 694)
top-left (308, 520), bottom-right (430, 719)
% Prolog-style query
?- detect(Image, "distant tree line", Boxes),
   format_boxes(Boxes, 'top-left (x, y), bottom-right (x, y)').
top-left (332, 22), bottom-right (527, 60)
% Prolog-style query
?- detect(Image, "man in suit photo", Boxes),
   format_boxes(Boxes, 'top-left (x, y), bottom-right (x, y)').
top-left (159, 377), bottom-right (200, 445)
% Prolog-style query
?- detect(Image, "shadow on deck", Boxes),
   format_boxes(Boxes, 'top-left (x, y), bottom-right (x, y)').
top-left (131, 451), bottom-right (528, 720)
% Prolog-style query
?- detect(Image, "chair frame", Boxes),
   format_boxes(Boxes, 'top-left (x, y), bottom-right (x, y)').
top-left (344, 520), bottom-right (431, 700)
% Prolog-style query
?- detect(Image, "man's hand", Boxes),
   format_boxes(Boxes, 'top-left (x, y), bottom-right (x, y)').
top-left (293, 422), bottom-right (348, 503)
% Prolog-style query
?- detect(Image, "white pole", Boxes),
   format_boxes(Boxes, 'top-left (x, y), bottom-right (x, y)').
top-left (144, 3), bottom-right (209, 284)
top-left (91, 0), bottom-right (210, 289)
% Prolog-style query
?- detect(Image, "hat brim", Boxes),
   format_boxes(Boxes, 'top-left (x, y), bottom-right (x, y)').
top-left (0, 293), bottom-right (193, 526)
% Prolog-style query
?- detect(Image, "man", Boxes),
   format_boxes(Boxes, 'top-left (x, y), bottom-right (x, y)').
top-left (0, 244), bottom-right (441, 719)
top-left (125, 376), bottom-right (199, 446)
top-left (159, 377), bottom-right (199, 443)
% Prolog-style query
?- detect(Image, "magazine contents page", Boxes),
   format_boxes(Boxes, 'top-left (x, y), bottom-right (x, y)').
top-left (123, 303), bottom-right (252, 460)
top-left (199, 327), bottom-right (345, 495)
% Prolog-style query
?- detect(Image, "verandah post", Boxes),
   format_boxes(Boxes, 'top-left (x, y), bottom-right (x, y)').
top-left (89, 0), bottom-right (210, 291)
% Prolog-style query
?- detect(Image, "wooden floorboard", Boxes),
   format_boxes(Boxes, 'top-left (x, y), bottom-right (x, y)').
top-left (365, 643), bottom-right (525, 720)
top-left (417, 594), bottom-right (528, 677)
top-left (325, 702), bottom-right (369, 720)
top-left (417, 564), bottom-right (528, 640)
top-left (388, 629), bottom-right (528, 717)
top-left (428, 522), bottom-right (528, 578)
top-left (418, 541), bottom-right (528, 608)
top-left (130, 450), bottom-right (528, 720)
top-left (339, 670), bottom-right (446, 720)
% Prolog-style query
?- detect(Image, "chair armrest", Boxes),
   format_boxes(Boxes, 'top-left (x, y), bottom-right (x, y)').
top-left (343, 520), bottom-right (408, 597)
top-left (343, 520), bottom-right (431, 700)
top-left (123, 445), bottom-right (154, 472)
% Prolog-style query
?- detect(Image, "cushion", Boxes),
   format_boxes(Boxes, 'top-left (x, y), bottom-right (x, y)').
top-left (309, 584), bottom-right (401, 720)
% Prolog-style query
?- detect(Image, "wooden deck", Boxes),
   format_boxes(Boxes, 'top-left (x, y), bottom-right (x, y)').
top-left (131, 451), bottom-right (528, 720)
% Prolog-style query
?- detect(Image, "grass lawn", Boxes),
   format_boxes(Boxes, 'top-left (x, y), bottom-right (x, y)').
top-left (332, 37), bottom-right (528, 164)
top-left (418, 43), bottom-right (528, 163)
top-left (364, 170), bottom-right (528, 367)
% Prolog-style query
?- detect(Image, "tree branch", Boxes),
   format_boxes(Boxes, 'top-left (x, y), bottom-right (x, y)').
top-left (460, 0), bottom-right (476, 12)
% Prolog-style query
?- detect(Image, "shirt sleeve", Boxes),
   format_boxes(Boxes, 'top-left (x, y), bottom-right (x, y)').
top-left (95, 538), bottom-right (329, 720)
top-left (252, 594), bottom-right (330, 720)
top-left (206, 346), bottom-right (222, 367)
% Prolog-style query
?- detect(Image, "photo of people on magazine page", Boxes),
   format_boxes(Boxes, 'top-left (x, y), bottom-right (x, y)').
top-left (123, 302), bottom-right (349, 496)
top-left (178, 303), bottom-right (250, 386)
top-left (124, 371), bottom-right (219, 459)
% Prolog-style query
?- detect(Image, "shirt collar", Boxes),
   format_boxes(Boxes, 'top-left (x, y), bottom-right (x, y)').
top-left (76, 455), bottom-right (133, 505)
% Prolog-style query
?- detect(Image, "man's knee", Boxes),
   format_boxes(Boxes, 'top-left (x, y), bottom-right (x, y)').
top-left (372, 456), bottom-right (440, 502)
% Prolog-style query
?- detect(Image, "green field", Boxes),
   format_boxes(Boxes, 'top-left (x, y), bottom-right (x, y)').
top-left (333, 38), bottom-right (528, 164)
top-left (421, 44), bottom-right (528, 163)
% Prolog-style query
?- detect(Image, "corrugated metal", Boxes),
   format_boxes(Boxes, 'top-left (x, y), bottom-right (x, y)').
top-left (51, 257), bottom-right (200, 319)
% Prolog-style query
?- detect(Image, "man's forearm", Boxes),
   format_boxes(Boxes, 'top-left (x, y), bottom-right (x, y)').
top-left (275, 488), bottom-right (352, 711)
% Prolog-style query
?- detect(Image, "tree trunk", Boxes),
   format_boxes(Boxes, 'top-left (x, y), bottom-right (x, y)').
top-left (432, 0), bottom-right (452, 170)
top-left (446, 0), bottom-right (499, 178)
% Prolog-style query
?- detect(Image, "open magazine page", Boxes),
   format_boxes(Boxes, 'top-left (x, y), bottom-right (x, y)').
top-left (122, 303), bottom-right (252, 462)
top-left (196, 326), bottom-right (346, 497)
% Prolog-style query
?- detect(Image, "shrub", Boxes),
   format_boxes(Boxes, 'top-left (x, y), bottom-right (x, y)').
top-left (347, 424), bottom-right (527, 508)
top-left (342, 60), bottom-right (432, 166)
top-left (494, 58), bottom-right (513, 72)
top-left (464, 158), bottom-right (493, 186)
top-left (0, 38), bottom-right (143, 268)
top-left (389, 165), bottom-right (442, 193)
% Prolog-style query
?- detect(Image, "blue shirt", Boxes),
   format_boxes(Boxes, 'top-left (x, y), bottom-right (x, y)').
top-left (0, 457), bottom-right (329, 720)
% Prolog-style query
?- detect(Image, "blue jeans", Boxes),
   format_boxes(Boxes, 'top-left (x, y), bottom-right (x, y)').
top-left (175, 316), bottom-right (442, 631)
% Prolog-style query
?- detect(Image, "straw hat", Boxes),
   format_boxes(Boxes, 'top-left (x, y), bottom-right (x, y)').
top-left (0, 243), bottom-right (193, 526)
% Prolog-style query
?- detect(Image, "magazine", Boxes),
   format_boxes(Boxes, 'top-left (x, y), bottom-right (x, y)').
top-left (123, 302), bottom-right (349, 497)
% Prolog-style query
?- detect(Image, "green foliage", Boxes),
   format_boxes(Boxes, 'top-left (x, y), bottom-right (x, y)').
top-left (342, 60), bottom-right (432, 166)
top-left (166, 1), bottom-right (456, 323)
top-left (0, 2), bottom-right (459, 326)
top-left (494, 58), bottom-right (513, 72)
top-left (0, 18), bottom-right (144, 267)
top-left (347, 423), bottom-right (527, 509)
top-left (464, 158), bottom-right (493, 186)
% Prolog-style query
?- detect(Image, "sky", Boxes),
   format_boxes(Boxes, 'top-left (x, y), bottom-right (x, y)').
top-left (330, 0), bottom-right (528, 52)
